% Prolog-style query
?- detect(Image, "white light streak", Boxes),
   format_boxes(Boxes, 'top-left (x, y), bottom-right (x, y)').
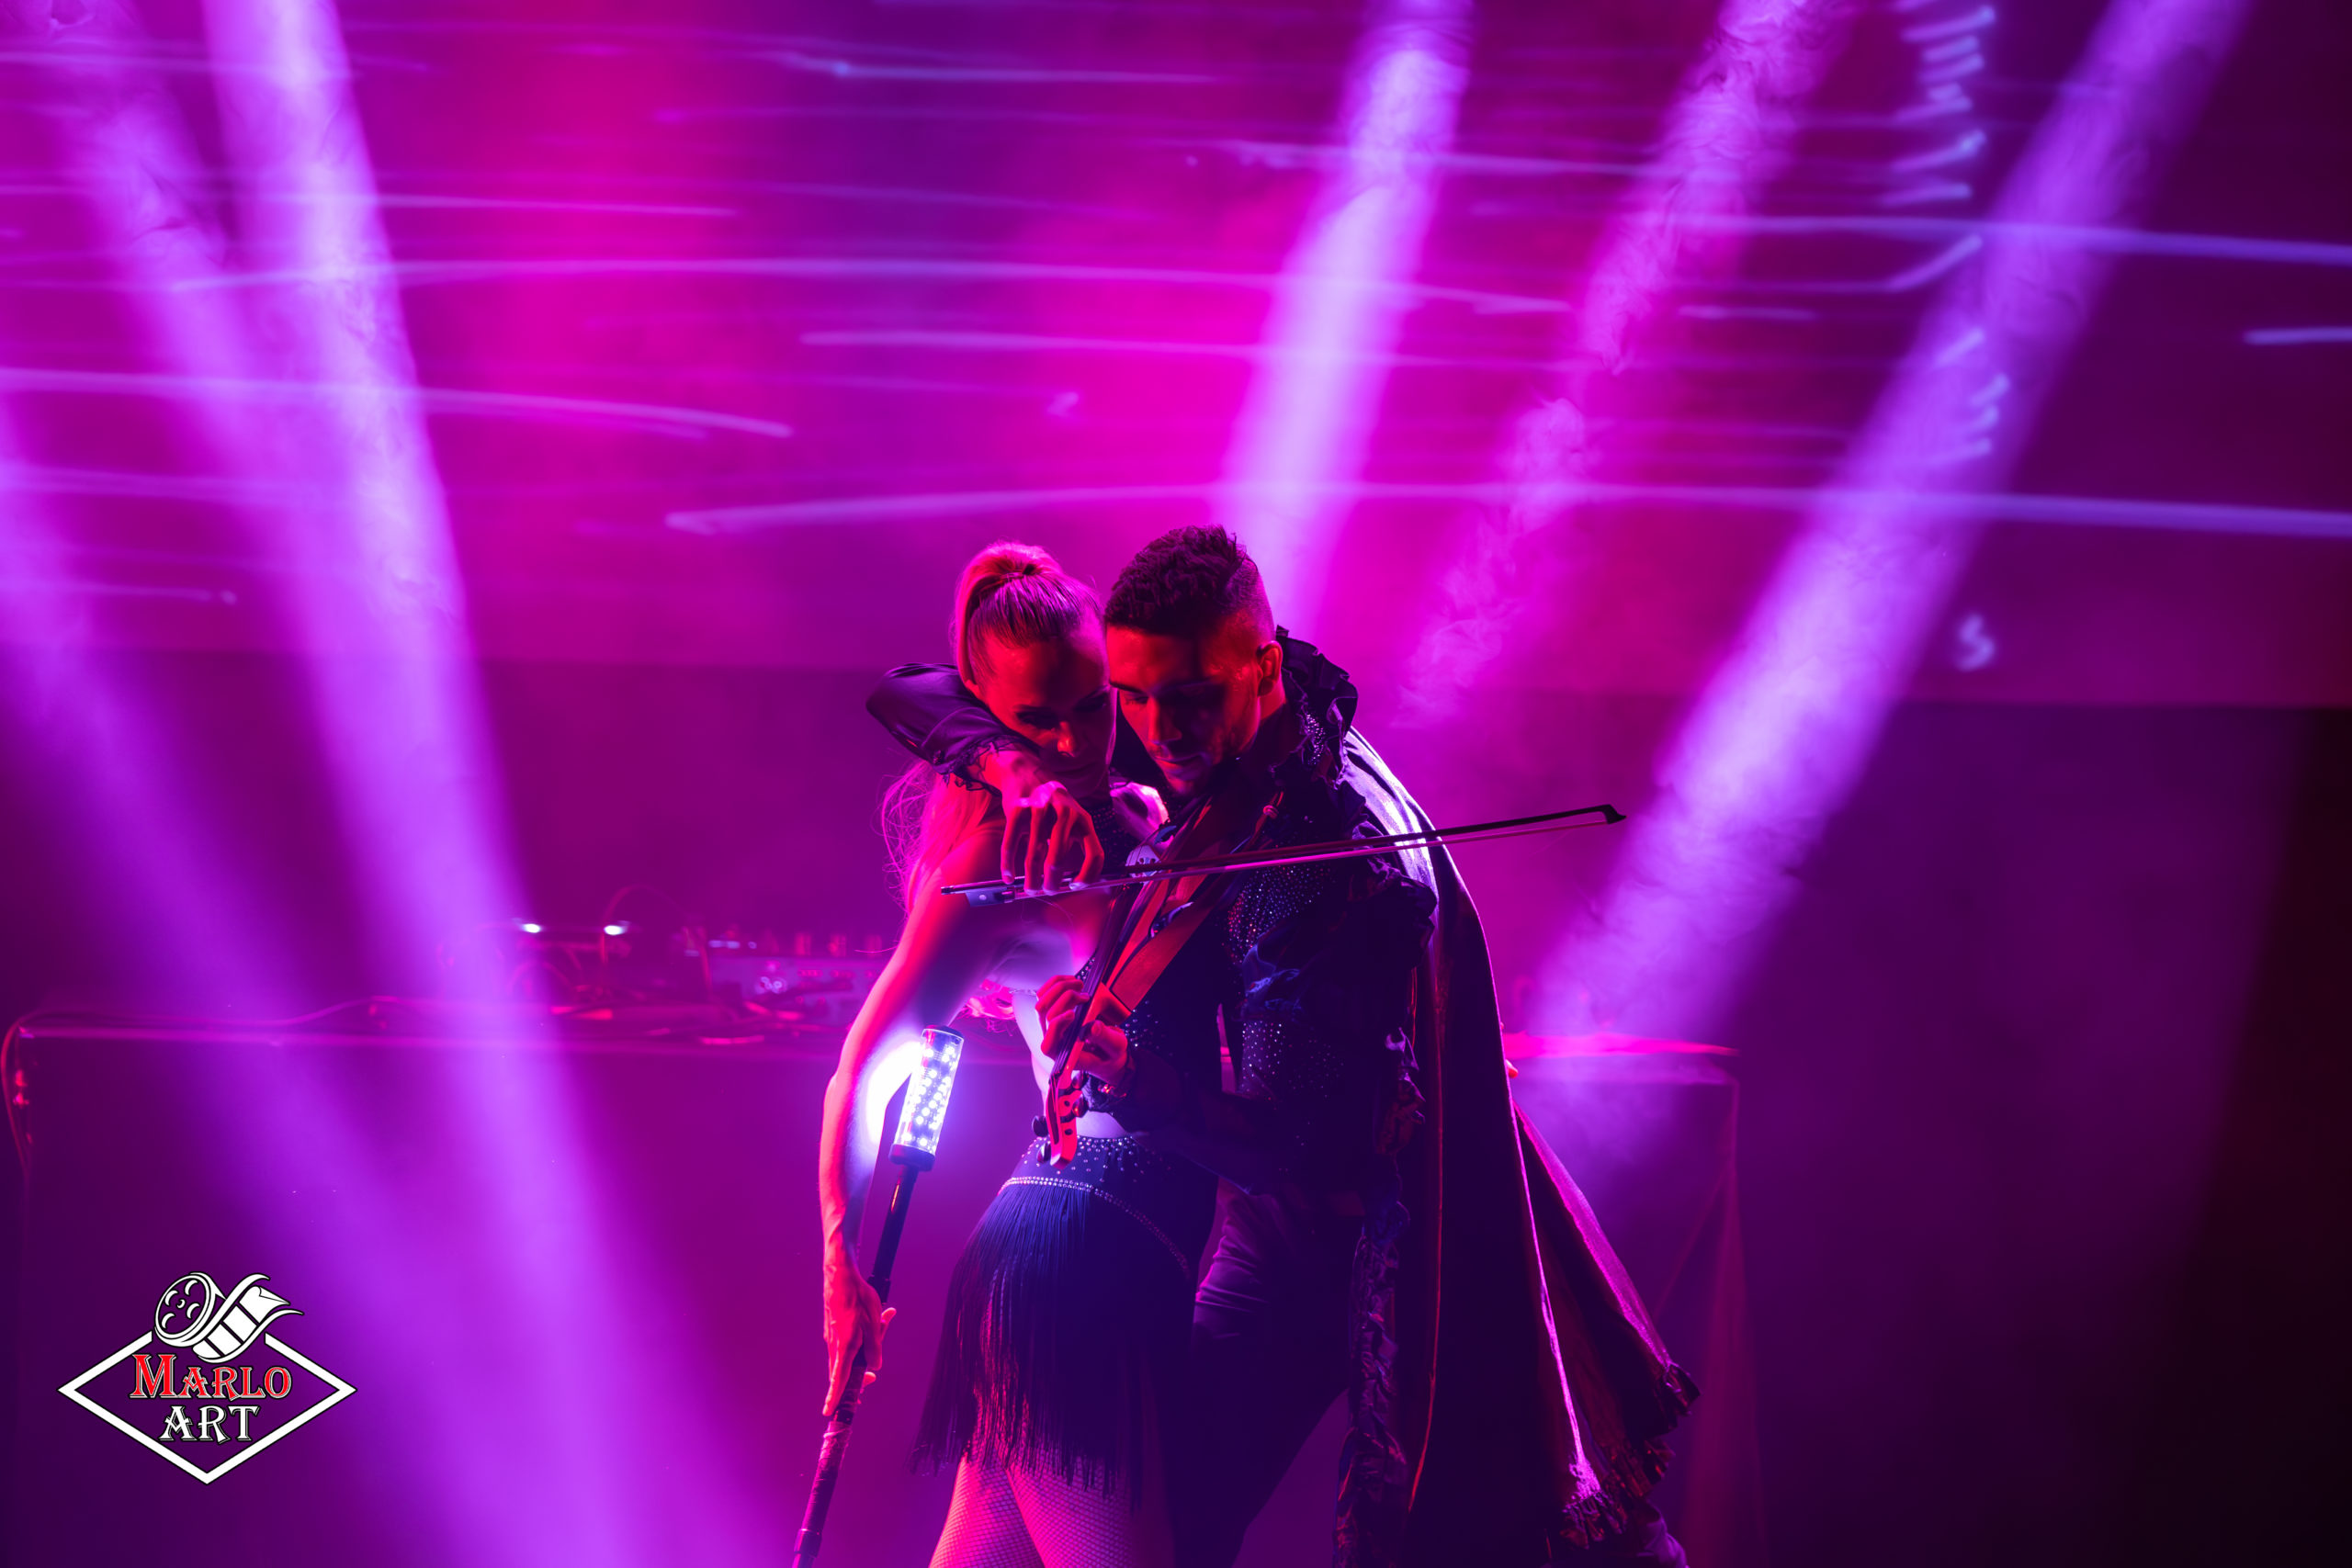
top-left (1408, 0), bottom-right (1863, 716)
top-left (1539, 0), bottom-right (2256, 1042)
top-left (1221, 0), bottom-right (1474, 637)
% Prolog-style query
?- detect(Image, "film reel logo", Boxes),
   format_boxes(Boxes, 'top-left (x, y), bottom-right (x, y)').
top-left (153, 1271), bottom-right (300, 1362)
top-left (60, 1270), bottom-right (356, 1482)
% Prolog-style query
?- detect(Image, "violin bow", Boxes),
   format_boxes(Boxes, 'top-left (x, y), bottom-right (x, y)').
top-left (944, 802), bottom-right (1626, 905)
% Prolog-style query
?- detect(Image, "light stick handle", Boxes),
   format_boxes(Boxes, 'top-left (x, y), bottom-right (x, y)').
top-left (794, 1160), bottom-right (921, 1567)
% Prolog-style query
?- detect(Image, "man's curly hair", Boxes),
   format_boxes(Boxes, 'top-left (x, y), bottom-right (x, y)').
top-left (1103, 525), bottom-right (1273, 640)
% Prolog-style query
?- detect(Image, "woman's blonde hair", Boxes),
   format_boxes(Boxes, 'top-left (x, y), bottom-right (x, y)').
top-left (883, 542), bottom-right (1102, 906)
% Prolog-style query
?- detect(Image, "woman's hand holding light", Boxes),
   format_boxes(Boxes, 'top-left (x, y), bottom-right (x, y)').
top-left (820, 1240), bottom-right (894, 1416)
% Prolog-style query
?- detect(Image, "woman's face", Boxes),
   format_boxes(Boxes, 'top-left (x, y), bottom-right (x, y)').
top-left (971, 623), bottom-right (1116, 795)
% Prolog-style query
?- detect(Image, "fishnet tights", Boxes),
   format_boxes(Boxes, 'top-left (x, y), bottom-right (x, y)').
top-left (928, 1450), bottom-right (1173, 1568)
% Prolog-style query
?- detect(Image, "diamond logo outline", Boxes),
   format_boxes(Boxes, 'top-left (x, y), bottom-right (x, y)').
top-left (60, 1329), bottom-right (356, 1483)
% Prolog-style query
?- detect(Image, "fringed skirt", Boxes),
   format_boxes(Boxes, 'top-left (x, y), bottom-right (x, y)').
top-left (916, 1134), bottom-right (1216, 1495)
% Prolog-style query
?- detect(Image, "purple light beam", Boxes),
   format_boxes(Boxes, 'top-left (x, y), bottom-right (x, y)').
top-left (198, 0), bottom-right (516, 980)
top-left (196, 5), bottom-right (782, 1562)
top-left (6, 20), bottom-right (612, 1562)
top-left (11, 6), bottom-right (738, 1562)
top-left (21, 6), bottom-right (796, 1562)
top-left (1538, 0), bottom-right (2255, 1041)
top-left (0, 408), bottom-right (278, 1014)
top-left (1407, 0), bottom-right (1863, 718)
top-left (1222, 0), bottom-right (1473, 637)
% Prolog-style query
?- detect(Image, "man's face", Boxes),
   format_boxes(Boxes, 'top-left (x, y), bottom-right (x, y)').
top-left (1106, 618), bottom-right (1277, 796)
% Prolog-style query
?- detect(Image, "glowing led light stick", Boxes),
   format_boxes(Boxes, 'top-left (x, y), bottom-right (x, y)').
top-left (888, 1026), bottom-right (964, 1171)
top-left (795, 1026), bottom-right (964, 1567)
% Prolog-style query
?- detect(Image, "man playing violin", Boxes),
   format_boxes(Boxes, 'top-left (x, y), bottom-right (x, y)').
top-left (871, 525), bottom-right (1693, 1568)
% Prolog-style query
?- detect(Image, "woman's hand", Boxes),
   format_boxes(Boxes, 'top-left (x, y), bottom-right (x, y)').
top-left (1004, 778), bottom-right (1105, 894)
top-left (976, 750), bottom-right (1106, 893)
top-left (821, 1240), bottom-right (894, 1416)
top-left (1037, 973), bottom-right (1133, 1090)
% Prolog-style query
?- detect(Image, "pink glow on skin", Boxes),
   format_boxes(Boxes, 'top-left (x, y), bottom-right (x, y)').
top-left (1224, 0), bottom-right (1473, 638)
top-left (1408, 0), bottom-right (1860, 719)
top-left (1540, 0), bottom-right (2256, 1041)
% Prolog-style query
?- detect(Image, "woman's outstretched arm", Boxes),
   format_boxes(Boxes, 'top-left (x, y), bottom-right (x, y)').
top-left (816, 826), bottom-right (1017, 1413)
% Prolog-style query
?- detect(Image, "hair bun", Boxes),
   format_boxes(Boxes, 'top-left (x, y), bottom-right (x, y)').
top-left (975, 543), bottom-right (1056, 580)
top-left (949, 539), bottom-right (1100, 683)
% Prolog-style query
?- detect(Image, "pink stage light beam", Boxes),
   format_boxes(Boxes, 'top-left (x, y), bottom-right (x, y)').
top-left (1539, 0), bottom-right (2254, 1041)
top-left (11, 7), bottom-right (748, 1564)
top-left (0, 6), bottom-right (300, 1010)
top-left (1408, 0), bottom-right (1862, 718)
top-left (198, 0), bottom-right (513, 979)
top-left (190, 6), bottom-right (779, 1562)
top-left (1222, 0), bottom-right (1473, 637)
top-left (1, 404), bottom-right (568, 1568)
top-left (6, 20), bottom-right (629, 1565)
top-left (0, 412), bottom-right (279, 1013)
